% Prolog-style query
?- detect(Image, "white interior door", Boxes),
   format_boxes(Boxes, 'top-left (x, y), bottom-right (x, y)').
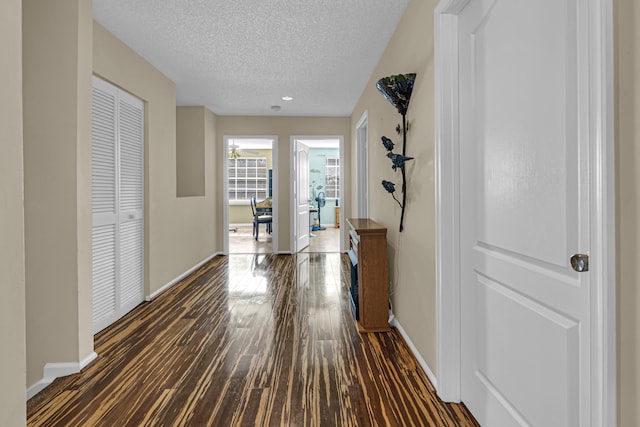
top-left (92, 76), bottom-right (144, 334)
top-left (459, 1), bottom-right (592, 425)
top-left (296, 142), bottom-right (310, 251)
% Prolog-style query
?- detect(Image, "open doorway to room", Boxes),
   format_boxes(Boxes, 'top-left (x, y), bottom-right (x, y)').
top-left (291, 137), bottom-right (344, 253)
top-left (224, 137), bottom-right (277, 254)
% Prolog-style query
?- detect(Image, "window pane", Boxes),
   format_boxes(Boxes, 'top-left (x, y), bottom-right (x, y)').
top-left (226, 157), bottom-right (268, 201)
top-left (325, 157), bottom-right (340, 199)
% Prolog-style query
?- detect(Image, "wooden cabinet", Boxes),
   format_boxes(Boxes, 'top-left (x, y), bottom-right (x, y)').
top-left (335, 206), bottom-right (340, 228)
top-left (346, 218), bottom-right (389, 332)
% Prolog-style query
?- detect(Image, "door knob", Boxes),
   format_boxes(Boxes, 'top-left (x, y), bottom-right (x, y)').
top-left (570, 254), bottom-right (589, 272)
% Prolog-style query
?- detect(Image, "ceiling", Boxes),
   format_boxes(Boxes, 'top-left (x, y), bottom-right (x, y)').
top-left (93, 0), bottom-right (410, 117)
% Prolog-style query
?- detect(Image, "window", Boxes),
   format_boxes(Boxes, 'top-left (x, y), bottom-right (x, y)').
top-left (325, 157), bottom-right (340, 199)
top-left (228, 157), bottom-right (268, 201)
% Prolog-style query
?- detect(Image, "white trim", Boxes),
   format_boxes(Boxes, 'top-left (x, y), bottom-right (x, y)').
top-left (222, 137), bottom-right (230, 255)
top-left (272, 138), bottom-right (279, 253)
top-left (289, 137), bottom-right (296, 252)
top-left (27, 352), bottom-right (98, 400)
top-left (338, 140), bottom-right (345, 248)
top-left (290, 136), bottom-right (345, 253)
top-left (222, 136), bottom-right (278, 255)
top-left (434, 1), bottom-right (616, 426)
top-left (390, 316), bottom-right (438, 390)
top-left (434, 0), bottom-right (469, 403)
top-left (590, 0), bottom-right (616, 425)
top-left (145, 252), bottom-right (221, 301)
top-left (355, 111), bottom-right (369, 218)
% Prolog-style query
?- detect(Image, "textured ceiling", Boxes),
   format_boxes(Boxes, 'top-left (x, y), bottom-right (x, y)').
top-left (93, 0), bottom-right (410, 117)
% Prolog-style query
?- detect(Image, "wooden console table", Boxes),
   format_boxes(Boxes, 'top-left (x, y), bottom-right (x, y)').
top-left (346, 218), bottom-right (390, 332)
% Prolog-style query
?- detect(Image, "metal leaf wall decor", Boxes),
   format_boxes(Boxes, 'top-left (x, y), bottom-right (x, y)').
top-left (377, 73), bottom-right (416, 232)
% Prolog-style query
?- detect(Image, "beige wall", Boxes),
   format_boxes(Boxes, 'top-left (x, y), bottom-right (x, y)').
top-left (350, 0), bottom-right (437, 371)
top-left (217, 117), bottom-right (351, 252)
top-left (94, 23), bottom-right (218, 295)
top-left (615, 0), bottom-right (640, 425)
top-left (177, 107), bottom-right (206, 197)
top-left (228, 149), bottom-right (274, 224)
top-left (0, 0), bottom-right (26, 424)
top-left (23, 0), bottom-right (94, 387)
top-left (352, 0), bottom-right (638, 425)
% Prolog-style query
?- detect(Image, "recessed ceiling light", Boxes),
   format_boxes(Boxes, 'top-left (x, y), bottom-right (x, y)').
top-left (281, 96), bottom-right (293, 101)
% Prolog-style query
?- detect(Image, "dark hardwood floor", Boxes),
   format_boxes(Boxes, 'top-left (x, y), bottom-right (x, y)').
top-left (27, 253), bottom-right (478, 426)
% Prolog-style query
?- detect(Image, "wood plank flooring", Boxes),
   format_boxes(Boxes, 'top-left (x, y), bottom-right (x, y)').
top-left (27, 253), bottom-right (479, 427)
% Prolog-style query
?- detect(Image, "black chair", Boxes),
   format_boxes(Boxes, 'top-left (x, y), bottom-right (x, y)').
top-left (250, 196), bottom-right (272, 240)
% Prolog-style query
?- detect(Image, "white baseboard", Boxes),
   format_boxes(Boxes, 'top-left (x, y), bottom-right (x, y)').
top-left (27, 352), bottom-right (98, 400)
top-left (390, 314), bottom-right (438, 390)
top-left (146, 252), bottom-right (221, 301)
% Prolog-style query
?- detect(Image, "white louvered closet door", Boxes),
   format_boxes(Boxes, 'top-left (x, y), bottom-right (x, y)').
top-left (92, 76), bottom-right (144, 334)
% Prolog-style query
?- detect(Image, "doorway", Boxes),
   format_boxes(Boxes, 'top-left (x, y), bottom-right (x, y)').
top-left (223, 137), bottom-right (277, 254)
top-left (291, 137), bottom-right (344, 253)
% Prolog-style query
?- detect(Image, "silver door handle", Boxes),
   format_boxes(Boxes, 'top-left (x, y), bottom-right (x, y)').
top-left (570, 254), bottom-right (589, 272)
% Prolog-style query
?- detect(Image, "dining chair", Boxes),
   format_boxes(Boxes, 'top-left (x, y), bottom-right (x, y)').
top-left (250, 196), bottom-right (273, 240)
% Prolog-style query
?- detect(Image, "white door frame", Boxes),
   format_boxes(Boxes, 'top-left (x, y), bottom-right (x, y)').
top-left (92, 76), bottom-right (145, 334)
top-left (356, 111), bottom-right (369, 218)
top-left (290, 136), bottom-right (345, 253)
top-left (434, 1), bottom-right (616, 425)
top-left (222, 135), bottom-right (278, 255)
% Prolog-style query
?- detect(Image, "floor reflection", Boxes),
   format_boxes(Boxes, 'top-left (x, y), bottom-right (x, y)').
top-left (28, 252), bottom-right (479, 427)
top-left (228, 225), bottom-right (341, 254)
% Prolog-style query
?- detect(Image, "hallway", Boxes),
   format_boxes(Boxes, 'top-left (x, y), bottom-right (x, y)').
top-left (27, 253), bottom-right (477, 426)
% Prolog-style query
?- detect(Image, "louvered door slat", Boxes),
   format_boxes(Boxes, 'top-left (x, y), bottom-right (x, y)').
top-left (119, 220), bottom-right (143, 308)
top-left (92, 224), bottom-right (116, 323)
top-left (118, 91), bottom-right (144, 313)
top-left (119, 95), bottom-right (144, 212)
top-left (92, 76), bottom-right (144, 334)
top-left (91, 85), bottom-right (116, 215)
